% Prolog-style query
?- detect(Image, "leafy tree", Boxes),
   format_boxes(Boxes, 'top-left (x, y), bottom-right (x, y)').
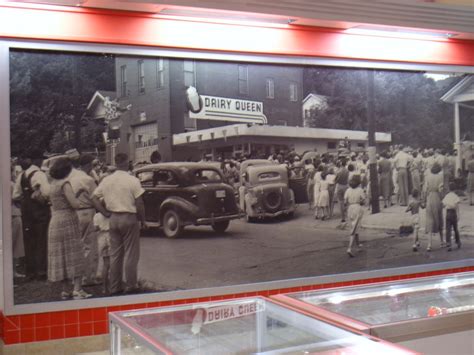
top-left (303, 66), bottom-right (472, 150)
top-left (9, 50), bottom-right (115, 157)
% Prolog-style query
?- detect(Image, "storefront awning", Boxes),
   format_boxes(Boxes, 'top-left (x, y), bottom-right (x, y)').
top-left (173, 124), bottom-right (392, 146)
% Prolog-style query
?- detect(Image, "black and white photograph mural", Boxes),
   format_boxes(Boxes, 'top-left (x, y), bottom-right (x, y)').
top-left (8, 49), bottom-right (474, 304)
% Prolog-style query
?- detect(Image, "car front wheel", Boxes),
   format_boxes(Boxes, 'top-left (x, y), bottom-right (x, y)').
top-left (212, 220), bottom-right (230, 233)
top-left (162, 209), bottom-right (184, 238)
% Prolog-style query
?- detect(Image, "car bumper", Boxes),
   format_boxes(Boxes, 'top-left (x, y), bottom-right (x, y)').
top-left (196, 213), bottom-right (242, 225)
top-left (249, 206), bottom-right (295, 218)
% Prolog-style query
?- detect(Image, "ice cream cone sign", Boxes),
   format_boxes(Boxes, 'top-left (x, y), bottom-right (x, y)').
top-left (186, 86), bottom-right (203, 113)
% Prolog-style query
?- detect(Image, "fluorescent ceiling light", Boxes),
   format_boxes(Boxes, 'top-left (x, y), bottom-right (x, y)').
top-left (346, 25), bottom-right (457, 40)
top-left (158, 8), bottom-right (295, 25)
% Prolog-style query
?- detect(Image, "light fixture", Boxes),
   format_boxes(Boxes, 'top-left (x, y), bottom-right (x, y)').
top-left (158, 8), bottom-right (295, 26)
top-left (345, 25), bottom-right (457, 40)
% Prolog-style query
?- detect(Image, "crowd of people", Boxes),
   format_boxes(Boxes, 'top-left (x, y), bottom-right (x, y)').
top-left (212, 144), bottom-right (473, 257)
top-left (9, 143), bottom-right (474, 298)
top-left (11, 150), bottom-right (146, 300)
top-left (273, 145), bottom-right (472, 257)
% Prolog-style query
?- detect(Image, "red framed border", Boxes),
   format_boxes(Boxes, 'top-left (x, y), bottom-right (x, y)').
top-left (1, 266), bottom-right (473, 344)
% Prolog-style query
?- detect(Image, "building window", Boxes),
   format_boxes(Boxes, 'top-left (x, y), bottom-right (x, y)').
top-left (327, 142), bottom-right (337, 149)
top-left (184, 60), bottom-right (196, 87)
top-left (289, 82), bottom-right (298, 102)
top-left (120, 65), bottom-right (127, 97)
top-left (357, 142), bottom-right (366, 148)
top-left (156, 58), bottom-right (164, 89)
top-left (138, 60), bottom-right (145, 94)
top-left (238, 65), bottom-right (248, 95)
top-left (266, 78), bottom-right (274, 99)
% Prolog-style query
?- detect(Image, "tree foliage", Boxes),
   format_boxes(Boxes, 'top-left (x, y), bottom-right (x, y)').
top-left (304, 67), bottom-right (473, 150)
top-left (9, 50), bottom-right (115, 157)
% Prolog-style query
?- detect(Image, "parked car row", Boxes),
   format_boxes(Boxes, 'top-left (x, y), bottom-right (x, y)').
top-left (134, 160), bottom-right (297, 238)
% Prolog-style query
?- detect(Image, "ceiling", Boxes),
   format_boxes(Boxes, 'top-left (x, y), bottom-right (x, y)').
top-left (9, 0), bottom-right (474, 39)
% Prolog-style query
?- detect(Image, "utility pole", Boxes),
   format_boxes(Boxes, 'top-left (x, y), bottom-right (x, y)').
top-left (367, 69), bottom-right (380, 214)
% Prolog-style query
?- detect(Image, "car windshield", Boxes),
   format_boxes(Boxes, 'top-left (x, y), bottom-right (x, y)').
top-left (258, 171), bottom-right (281, 182)
top-left (194, 169), bottom-right (222, 183)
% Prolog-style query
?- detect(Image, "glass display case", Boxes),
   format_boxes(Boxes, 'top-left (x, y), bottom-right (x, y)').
top-left (272, 272), bottom-right (474, 342)
top-left (109, 297), bottom-right (414, 354)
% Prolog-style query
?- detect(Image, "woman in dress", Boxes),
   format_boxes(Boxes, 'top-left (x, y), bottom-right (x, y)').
top-left (317, 172), bottom-right (330, 220)
top-left (48, 157), bottom-right (92, 300)
top-left (313, 165), bottom-right (324, 218)
top-left (305, 162), bottom-right (316, 210)
top-left (344, 175), bottom-right (366, 257)
top-left (378, 151), bottom-right (392, 208)
top-left (423, 162), bottom-right (444, 251)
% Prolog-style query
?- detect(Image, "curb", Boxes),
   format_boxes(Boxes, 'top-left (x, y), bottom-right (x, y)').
top-left (361, 223), bottom-right (474, 238)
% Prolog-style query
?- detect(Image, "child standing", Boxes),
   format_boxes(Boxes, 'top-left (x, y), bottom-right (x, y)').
top-left (344, 175), bottom-right (366, 257)
top-left (317, 172), bottom-right (330, 220)
top-left (442, 182), bottom-right (461, 251)
top-left (93, 212), bottom-right (111, 295)
top-left (406, 189), bottom-right (422, 252)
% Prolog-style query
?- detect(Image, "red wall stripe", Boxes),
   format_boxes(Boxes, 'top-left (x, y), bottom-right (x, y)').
top-left (0, 3), bottom-right (474, 66)
top-left (1, 266), bottom-right (473, 345)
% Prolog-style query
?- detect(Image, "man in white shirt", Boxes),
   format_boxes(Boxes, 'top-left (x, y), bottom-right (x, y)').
top-left (393, 147), bottom-right (410, 206)
top-left (12, 153), bottom-right (50, 280)
top-left (92, 153), bottom-right (146, 295)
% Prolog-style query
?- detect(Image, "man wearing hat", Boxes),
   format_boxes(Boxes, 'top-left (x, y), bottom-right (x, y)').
top-left (68, 153), bottom-right (99, 285)
top-left (12, 150), bottom-right (51, 280)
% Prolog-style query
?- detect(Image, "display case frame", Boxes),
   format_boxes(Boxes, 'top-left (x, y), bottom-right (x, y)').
top-left (1, 38), bottom-right (474, 316)
top-left (272, 271), bottom-right (474, 342)
top-left (108, 296), bottom-right (417, 354)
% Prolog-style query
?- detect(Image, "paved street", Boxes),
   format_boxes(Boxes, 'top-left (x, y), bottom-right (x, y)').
top-left (137, 203), bottom-right (474, 292)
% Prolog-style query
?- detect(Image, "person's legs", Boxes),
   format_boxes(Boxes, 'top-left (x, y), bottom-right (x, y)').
top-left (122, 214), bottom-right (140, 292)
top-left (347, 234), bottom-right (356, 257)
top-left (32, 221), bottom-right (49, 278)
top-left (427, 233), bottom-right (436, 251)
top-left (102, 256), bottom-right (110, 295)
top-left (337, 185), bottom-right (346, 222)
top-left (446, 211), bottom-right (453, 249)
top-left (452, 211), bottom-right (461, 247)
top-left (109, 214), bottom-right (125, 294)
top-left (77, 209), bottom-right (99, 284)
top-left (314, 206), bottom-right (320, 219)
top-left (398, 168), bottom-right (408, 206)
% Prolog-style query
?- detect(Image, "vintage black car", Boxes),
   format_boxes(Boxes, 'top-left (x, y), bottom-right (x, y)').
top-left (135, 163), bottom-right (241, 238)
top-left (239, 162), bottom-right (296, 222)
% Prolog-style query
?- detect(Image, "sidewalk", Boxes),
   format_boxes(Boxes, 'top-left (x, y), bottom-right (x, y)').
top-left (361, 199), bottom-right (474, 237)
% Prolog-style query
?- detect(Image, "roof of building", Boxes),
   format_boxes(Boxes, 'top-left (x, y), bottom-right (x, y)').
top-left (440, 75), bottom-right (474, 103)
top-left (84, 90), bottom-right (117, 117)
top-left (173, 124), bottom-right (391, 146)
top-left (302, 93), bottom-right (327, 105)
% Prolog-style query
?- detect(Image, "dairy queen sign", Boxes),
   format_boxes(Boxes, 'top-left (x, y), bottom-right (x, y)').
top-left (186, 86), bottom-right (268, 124)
